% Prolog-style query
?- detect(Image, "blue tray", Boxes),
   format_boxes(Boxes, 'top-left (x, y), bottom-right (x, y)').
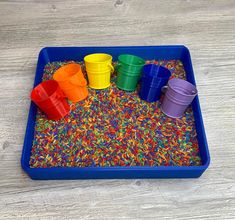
top-left (21, 46), bottom-right (210, 179)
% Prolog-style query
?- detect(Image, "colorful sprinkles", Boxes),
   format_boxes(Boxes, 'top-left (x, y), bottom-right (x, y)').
top-left (29, 60), bottom-right (201, 168)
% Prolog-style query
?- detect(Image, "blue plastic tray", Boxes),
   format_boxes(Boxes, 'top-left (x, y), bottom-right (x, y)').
top-left (21, 46), bottom-right (210, 179)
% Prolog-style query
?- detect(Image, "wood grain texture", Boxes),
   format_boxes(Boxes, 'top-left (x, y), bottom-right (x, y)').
top-left (0, 0), bottom-right (235, 219)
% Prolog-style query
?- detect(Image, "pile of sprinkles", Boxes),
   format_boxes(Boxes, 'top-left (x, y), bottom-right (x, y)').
top-left (30, 60), bottom-right (201, 168)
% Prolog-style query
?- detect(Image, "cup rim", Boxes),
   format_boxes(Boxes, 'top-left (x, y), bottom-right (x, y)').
top-left (84, 53), bottom-right (112, 64)
top-left (168, 78), bottom-right (198, 97)
top-left (143, 64), bottom-right (171, 79)
top-left (53, 63), bottom-right (82, 82)
top-left (118, 54), bottom-right (145, 67)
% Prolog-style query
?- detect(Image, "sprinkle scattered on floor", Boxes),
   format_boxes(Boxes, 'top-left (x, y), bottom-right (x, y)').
top-left (29, 60), bottom-right (201, 168)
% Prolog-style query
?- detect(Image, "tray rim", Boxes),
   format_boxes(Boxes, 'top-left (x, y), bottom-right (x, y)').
top-left (21, 45), bottom-right (210, 179)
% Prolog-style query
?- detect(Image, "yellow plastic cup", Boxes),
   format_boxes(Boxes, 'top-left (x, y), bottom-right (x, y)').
top-left (87, 70), bottom-right (111, 89)
top-left (84, 53), bottom-right (114, 89)
top-left (84, 53), bottom-right (114, 72)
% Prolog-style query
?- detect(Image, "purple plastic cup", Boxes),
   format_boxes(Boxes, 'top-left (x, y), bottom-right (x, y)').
top-left (161, 78), bottom-right (198, 118)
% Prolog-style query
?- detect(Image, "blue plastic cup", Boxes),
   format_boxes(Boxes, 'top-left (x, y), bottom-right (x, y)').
top-left (139, 64), bottom-right (171, 102)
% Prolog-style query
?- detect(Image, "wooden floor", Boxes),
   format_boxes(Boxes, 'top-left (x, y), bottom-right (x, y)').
top-left (0, 0), bottom-right (235, 219)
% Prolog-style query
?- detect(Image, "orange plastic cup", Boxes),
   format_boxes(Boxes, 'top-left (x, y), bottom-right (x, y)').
top-left (53, 63), bottom-right (88, 103)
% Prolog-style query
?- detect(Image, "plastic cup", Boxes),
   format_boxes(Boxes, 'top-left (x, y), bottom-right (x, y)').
top-left (30, 80), bottom-right (70, 120)
top-left (161, 78), bottom-right (198, 118)
top-left (84, 53), bottom-right (114, 72)
top-left (116, 54), bottom-right (145, 91)
top-left (116, 54), bottom-right (145, 74)
top-left (87, 69), bottom-right (111, 89)
top-left (116, 69), bottom-right (140, 91)
top-left (53, 63), bottom-right (88, 102)
top-left (84, 53), bottom-right (114, 89)
top-left (139, 64), bottom-right (171, 102)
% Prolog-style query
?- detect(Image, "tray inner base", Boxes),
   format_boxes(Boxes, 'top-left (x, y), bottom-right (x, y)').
top-left (30, 60), bottom-right (201, 168)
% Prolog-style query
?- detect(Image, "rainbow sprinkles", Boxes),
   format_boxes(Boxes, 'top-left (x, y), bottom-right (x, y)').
top-left (29, 59), bottom-right (201, 168)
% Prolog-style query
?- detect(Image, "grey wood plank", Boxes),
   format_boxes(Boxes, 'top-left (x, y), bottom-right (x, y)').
top-left (0, 0), bottom-right (235, 219)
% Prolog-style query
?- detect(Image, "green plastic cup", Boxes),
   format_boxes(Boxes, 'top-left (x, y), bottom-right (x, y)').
top-left (116, 54), bottom-right (145, 91)
top-left (116, 54), bottom-right (145, 74)
top-left (116, 69), bottom-right (142, 91)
